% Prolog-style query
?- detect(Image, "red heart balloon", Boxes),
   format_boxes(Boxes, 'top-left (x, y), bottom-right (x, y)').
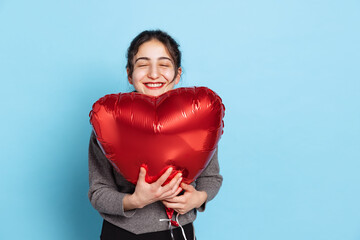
top-left (89, 87), bottom-right (225, 185)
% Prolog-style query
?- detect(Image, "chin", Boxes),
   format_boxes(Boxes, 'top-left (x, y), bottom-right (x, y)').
top-left (144, 90), bottom-right (166, 97)
top-left (147, 92), bottom-right (162, 97)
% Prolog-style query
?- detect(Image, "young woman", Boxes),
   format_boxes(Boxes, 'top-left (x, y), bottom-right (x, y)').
top-left (88, 30), bottom-right (223, 240)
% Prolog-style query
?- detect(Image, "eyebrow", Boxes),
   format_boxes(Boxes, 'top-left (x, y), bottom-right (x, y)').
top-left (134, 57), bottom-right (173, 63)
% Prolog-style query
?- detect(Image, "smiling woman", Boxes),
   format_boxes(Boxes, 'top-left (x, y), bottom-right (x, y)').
top-left (127, 39), bottom-right (182, 96)
top-left (88, 30), bottom-right (223, 240)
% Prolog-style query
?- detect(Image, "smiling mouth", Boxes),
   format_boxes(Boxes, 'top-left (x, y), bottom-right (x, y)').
top-left (144, 83), bottom-right (165, 89)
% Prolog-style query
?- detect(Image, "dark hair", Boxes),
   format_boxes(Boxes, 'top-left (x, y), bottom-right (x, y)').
top-left (126, 30), bottom-right (182, 78)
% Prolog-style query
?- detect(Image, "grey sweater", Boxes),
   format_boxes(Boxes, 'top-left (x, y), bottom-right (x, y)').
top-left (88, 131), bottom-right (223, 234)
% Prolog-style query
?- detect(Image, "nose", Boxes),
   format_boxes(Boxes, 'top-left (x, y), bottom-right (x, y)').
top-left (148, 65), bottom-right (160, 79)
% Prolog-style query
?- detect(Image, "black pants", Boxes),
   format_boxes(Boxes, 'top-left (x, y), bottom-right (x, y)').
top-left (100, 220), bottom-right (195, 240)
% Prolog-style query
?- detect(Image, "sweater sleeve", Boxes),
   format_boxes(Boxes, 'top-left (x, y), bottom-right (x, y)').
top-left (88, 131), bottom-right (136, 217)
top-left (195, 147), bottom-right (223, 212)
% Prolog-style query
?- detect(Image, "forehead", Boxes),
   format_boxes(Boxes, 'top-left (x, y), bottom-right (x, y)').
top-left (135, 40), bottom-right (172, 60)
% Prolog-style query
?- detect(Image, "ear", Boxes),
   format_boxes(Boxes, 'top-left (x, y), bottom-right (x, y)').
top-left (174, 67), bottom-right (182, 85)
top-left (127, 68), bottom-right (133, 85)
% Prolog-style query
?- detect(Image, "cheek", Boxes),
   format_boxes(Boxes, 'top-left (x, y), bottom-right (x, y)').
top-left (131, 70), bottom-right (146, 83)
top-left (162, 69), bottom-right (176, 81)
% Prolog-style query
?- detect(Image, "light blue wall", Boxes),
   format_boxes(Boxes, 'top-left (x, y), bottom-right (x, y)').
top-left (1, 0), bottom-right (359, 239)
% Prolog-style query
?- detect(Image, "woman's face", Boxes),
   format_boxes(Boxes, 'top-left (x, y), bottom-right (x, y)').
top-left (128, 40), bottom-right (181, 97)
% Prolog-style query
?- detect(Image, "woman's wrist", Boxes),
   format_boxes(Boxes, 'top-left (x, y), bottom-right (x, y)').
top-left (123, 193), bottom-right (143, 211)
top-left (196, 191), bottom-right (208, 208)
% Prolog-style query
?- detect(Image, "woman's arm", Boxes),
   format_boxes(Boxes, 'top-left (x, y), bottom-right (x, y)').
top-left (88, 131), bottom-right (136, 217)
top-left (88, 131), bottom-right (183, 215)
top-left (194, 147), bottom-right (223, 211)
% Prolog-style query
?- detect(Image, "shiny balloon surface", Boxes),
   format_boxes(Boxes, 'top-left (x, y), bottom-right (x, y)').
top-left (90, 87), bottom-right (225, 185)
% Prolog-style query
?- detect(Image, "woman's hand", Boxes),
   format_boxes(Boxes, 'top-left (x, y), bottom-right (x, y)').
top-left (123, 167), bottom-right (183, 211)
top-left (161, 183), bottom-right (208, 215)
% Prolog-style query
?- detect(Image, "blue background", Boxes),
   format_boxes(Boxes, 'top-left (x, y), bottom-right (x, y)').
top-left (1, 0), bottom-right (359, 239)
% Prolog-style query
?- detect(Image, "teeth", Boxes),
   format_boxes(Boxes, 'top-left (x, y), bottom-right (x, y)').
top-left (146, 83), bottom-right (163, 87)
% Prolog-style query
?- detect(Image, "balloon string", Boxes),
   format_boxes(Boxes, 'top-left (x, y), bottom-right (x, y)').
top-left (176, 212), bottom-right (188, 240)
top-left (159, 212), bottom-right (188, 240)
top-left (159, 218), bottom-right (175, 240)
